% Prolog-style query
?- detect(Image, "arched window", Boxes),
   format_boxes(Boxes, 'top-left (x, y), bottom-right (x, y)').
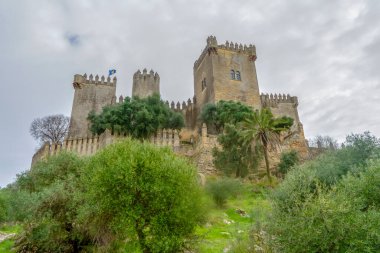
top-left (236, 71), bottom-right (241, 81)
top-left (230, 70), bottom-right (235, 80)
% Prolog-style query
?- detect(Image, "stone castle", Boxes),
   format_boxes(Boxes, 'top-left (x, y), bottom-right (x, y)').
top-left (32, 36), bottom-right (309, 173)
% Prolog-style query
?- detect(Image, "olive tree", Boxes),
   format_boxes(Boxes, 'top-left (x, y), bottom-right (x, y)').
top-left (80, 139), bottom-right (205, 253)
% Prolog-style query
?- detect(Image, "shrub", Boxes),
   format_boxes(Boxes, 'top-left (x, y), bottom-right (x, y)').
top-left (205, 178), bottom-right (243, 207)
top-left (277, 150), bottom-right (298, 176)
top-left (13, 152), bottom-right (92, 252)
top-left (0, 190), bottom-right (7, 222)
top-left (269, 163), bottom-right (380, 252)
top-left (79, 139), bottom-right (205, 253)
top-left (269, 135), bottom-right (380, 253)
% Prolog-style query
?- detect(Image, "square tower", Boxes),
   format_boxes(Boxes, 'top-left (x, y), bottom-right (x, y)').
top-left (193, 36), bottom-right (261, 111)
top-left (68, 74), bottom-right (117, 138)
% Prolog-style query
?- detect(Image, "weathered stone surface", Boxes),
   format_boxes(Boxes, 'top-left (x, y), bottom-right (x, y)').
top-left (32, 36), bottom-right (309, 174)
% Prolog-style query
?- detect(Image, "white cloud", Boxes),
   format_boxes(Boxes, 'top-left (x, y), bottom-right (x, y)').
top-left (0, 0), bottom-right (379, 186)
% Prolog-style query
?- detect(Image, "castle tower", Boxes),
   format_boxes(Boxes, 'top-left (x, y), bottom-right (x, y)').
top-left (68, 73), bottom-right (117, 138)
top-left (193, 36), bottom-right (261, 111)
top-left (132, 68), bottom-right (160, 98)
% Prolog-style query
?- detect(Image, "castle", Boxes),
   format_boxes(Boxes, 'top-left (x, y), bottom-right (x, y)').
top-left (32, 36), bottom-right (309, 173)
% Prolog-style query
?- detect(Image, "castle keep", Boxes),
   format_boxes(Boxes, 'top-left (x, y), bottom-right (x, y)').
top-left (32, 36), bottom-right (309, 173)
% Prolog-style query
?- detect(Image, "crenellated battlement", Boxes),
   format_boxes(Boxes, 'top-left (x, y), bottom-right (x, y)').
top-left (167, 96), bottom-right (197, 112)
top-left (194, 35), bottom-right (257, 70)
top-left (73, 73), bottom-right (117, 88)
top-left (32, 128), bottom-right (181, 166)
top-left (260, 93), bottom-right (298, 107)
top-left (133, 68), bottom-right (160, 82)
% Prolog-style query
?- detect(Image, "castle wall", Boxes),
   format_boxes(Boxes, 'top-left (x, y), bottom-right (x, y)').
top-left (31, 129), bottom-right (182, 167)
top-left (260, 93), bottom-right (309, 159)
top-left (33, 35), bottom-right (310, 177)
top-left (68, 74), bottom-right (116, 138)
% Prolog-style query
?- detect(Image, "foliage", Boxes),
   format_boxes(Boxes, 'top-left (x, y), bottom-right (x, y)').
top-left (29, 114), bottom-right (70, 144)
top-left (277, 150), bottom-right (299, 176)
top-left (11, 152), bottom-right (92, 252)
top-left (201, 101), bottom-right (257, 177)
top-left (205, 178), bottom-right (243, 207)
top-left (79, 139), bottom-right (205, 253)
top-left (213, 124), bottom-right (260, 178)
top-left (200, 100), bottom-right (254, 134)
top-left (241, 108), bottom-right (293, 183)
top-left (88, 94), bottom-right (184, 139)
top-left (268, 133), bottom-right (380, 252)
top-left (269, 162), bottom-right (380, 253)
top-left (0, 190), bottom-right (7, 223)
top-left (344, 131), bottom-right (380, 165)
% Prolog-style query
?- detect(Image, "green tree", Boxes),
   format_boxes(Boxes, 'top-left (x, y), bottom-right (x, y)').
top-left (213, 124), bottom-right (260, 178)
top-left (88, 94), bottom-right (184, 139)
top-left (80, 139), bottom-right (205, 253)
top-left (200, 100), bottom-right (253, 134)
top-left (241, 108), bottom-right (293, 183)
top-left (12, 152), bottom-right (92, 252)
top-left (278, 150), bottom-right (299, 176)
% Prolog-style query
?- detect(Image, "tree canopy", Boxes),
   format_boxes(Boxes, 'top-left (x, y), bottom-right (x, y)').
top-left (88, 94), bottom-right (184, 139)
top-left (200, 100), bottom-right (254, 134)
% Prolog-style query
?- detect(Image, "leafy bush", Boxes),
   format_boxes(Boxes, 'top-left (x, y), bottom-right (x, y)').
top-left (0, 190), bottom-right (7, 222)
top-left (268, 133), bottom-right (380, 252)
top-left (79, 139), bottom-right (205, 253)
top-left (269, 162), bottom-right (380, 252)
top-left (13, 152), bottom-right (92, 252)
top-left (205, 178), bottom-right (243, 207)
top-left (213, 124), bottom-right (260, 178)
top-left (277, 150), bottom-right (298, 176)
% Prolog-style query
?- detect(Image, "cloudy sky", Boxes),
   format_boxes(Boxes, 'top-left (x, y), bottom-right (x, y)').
top-left (1, 0), bottom-right (379, 186)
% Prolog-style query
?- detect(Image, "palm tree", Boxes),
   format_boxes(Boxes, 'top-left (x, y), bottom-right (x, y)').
top-left (240, 108), bottom-right (293, 183)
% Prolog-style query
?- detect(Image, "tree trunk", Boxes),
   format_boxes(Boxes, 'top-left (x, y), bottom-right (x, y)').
top-left (262, 138), bottom-right (272, 183)
top-left (135, 221), bottom-right (150, 253)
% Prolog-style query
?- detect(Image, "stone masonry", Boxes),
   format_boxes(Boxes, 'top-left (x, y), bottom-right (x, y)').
top-left (33, 36), bottom-right (309, 174)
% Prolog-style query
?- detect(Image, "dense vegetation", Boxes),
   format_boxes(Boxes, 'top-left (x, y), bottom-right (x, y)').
top-left (268, 132), bottom-right (380, 252)
top-left (88, 94), bottom-right (184, 139)
top-left (0, 139), bottom-right (204, 253)
top-left (202, 101), bottom-right (293, 179)
top-left (2, 97), bottom-right (380, 252)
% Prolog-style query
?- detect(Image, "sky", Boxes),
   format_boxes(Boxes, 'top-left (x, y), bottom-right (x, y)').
top-left (1, 0), bottom-right (379, 187)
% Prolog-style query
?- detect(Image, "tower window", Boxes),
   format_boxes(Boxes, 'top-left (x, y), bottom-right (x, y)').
top-left (201, 78), bottom-right (207, 91)
top-left (236, 71), bottom-right (241, 81)
top-left (230, 70), bottom-right (235, 80)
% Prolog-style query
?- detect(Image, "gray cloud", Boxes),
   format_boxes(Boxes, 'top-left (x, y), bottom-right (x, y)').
top-left (0, 0), bottom-right (379, 186)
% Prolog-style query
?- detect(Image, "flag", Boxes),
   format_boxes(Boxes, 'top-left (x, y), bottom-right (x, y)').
top-left (108, 69), bottom-right (116, 76)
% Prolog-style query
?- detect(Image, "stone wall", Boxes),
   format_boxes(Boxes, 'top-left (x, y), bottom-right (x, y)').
top-left (31, 129), bottom-right (182, 166)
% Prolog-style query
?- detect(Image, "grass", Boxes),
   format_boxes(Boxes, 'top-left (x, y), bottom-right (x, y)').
top-left (0, 224), bottom-right (22, 253)
top-left (0, 239), bottom-right (14, 253)
top-left (195, 181), bottom-right (272, 252)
